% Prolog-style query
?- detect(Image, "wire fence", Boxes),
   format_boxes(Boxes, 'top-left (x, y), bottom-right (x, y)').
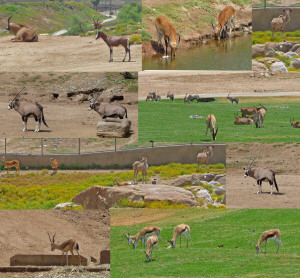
top-left (253, 0), bottom-right (300, 8)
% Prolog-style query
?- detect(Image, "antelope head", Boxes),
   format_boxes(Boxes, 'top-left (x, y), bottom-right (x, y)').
top-left (258, 104), bottom-right (267, 111)
top-left (290, 118), bottom-right (295, 126)
top-left (212, 23), bottom-right (223, 40)
top-left (93, 16), bottom-right (102, 30)
top-left (143, 250), bottom-right (151, 261)
top-left (47, 232), bottom-right (56, 251)
top-left (124, 233), bottom-right (134, 245)
top-left (8, 88), bottom-right (25, 110)
top-left (244, 155), bottom-right (258, 177)
top-left (88, 92), bottom-right (100, 110)
top-left (169, 35), bottom-right (180, 57)
top-left (249, 242), bottom-right (262, 254)
top-left (167, 239), bottom-right (175, 248)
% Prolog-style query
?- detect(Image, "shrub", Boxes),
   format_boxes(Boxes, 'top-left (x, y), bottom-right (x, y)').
top-left (130, 34), bottom-right (142, 45)
top-left (142, 30), bottom-right (152, 41)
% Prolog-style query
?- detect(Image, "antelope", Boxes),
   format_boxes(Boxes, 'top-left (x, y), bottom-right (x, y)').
top-left (254, 105), bottom-right (267, 128)
top-left (250, 229), bottom-right (284, 254)
top-left (240, 106), bottom-right (259, 117)
top-left (8, 88), bottom-right (48, 132)
top-left (290, 118), bottom-right (300, 128)
top-left (47, 232), bottom-right (81, 266)
top-left (132, 156), bottom-right (148, 184)
top-left (155, 15), bottom-right (180, 57)
top-left (154, 95), bottom-right (161, 101)
top-left (204, 114), bottom-right (218, 141)
top-left (244, 156), bottom-right (279, 195)
top-left (1, 157), bottom-right (20, 174)
top-left (95, 30), bottom-right (131, 62)
top-left (212, 6), bottom-right (236, 40)
top-left (146, 95), bottom-right (154, 101)
top-left (6, 16), bottom-right (38, 42)
top-left (271, 9), bottom-right (292, 40)
top-left (197, 146), bottom-right (214, 172)
top-left (234, 114), bottom-right (254, 125)
top-left (50, 158), bottom-right (59, 175)
top-left (227, 93), bottom-right (239, 104)
top-left (149, 92), bottom-right (157, 99)
top-left (144, 235), bottom-right (158, 262)
top-left (167, 224), bottom-right (191, 248)
top-left (167, 92), bottom-right (174, 102)
top-left (125, 226), bottom-right (164, 250)
top-left (93, 16), bottom-right (102, 30)
top-left (113, 177), bottom-right (132, 186)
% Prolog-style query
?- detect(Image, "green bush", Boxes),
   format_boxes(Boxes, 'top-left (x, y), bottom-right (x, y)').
top-left (130, 34), bottom-right (142, 45)
top-left (117, 2), bottom-right (142, 24)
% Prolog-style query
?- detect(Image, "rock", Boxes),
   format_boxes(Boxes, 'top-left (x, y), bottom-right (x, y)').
top-left (202, 173), bottom-right (217, 182)
top-left (252, 60), bottom-right (268, 72)
top-left (257, 57), bottom-right (280, 65)
top-left (192, 180), bottom-right (209, 186)
top-left (53, 202), bottom-right (78, 209)
top-left (208, 181), bottom-right (221, 187)
top-left (213, 186), bottom-right (226, 196)
top-left (73, 185), bottom-right (199, 209)
top-left (213, 175), bottom-right (226, 185)
top-left (252, 44), bottom-right (266, 58)
top-left (296, 48), bottom-right (300, 55)
top-left (266, 48), bottom-right (276, 57)
top-left (100, 250), bottom-right (110, 264)
top-left (291, 58), bottom-right (300, 69)
top-left (97, 118), bottom-right (131, 138)
top-left (73, 93), bottom-right (89, 103)
top-left (269, 62), bottom-right (288, 73)
top-left (171, 173), bottom-right (204, 187)
top-left (275, 51), bottom-right (285, 56)
top-left (266, 42), bottom-right (279, 50)
top-left (278, 42), bottom-right (295, 53)
top-left (221, 193), bottom-right (226, 205)
top-left (195, 190), bottom-right (214, 204)
top-left (284, 52), bottom-right (298, 59)
top-left (290, 44), bottom-right (300, 53)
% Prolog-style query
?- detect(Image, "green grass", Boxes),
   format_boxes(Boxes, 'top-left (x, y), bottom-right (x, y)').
top-left (252, 31), bottom-right (300, 44)
top-left (111, 209), bottom-right (300, 277)
top-left (138, 97), bottom-right (300, 143)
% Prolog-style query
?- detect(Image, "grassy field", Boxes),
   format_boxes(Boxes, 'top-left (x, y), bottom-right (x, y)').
top-left (138, 97), bottom-right (300, 143)
top-left (111, 209), bottom-right (300, 277)
top-left (252, 31), bottom-right (300, 45)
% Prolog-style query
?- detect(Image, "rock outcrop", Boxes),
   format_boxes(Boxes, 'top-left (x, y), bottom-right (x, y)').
top-left (97, 118), bottom-right (131, 138)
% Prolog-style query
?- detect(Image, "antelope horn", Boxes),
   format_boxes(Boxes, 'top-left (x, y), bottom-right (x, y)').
top-left (248, 242), bottom-right (256, 247)
top-left (47, 232), bottom-right (52, 243)
top-left (93, 16), bottom-right (95, 23)
top-left (7, 16), bottom-right (12, 29)
top-left (12, 87), bottom-right (26, 101)
top-left (211, 23), bottom-right (216, 32)
top-left (52, 233), bottom-right (56, 242)
top-left (177, 35), bottom-right (181, 47)
top-left (97, 15), bottom-right (101, 22)
top-left (249, 155), bottom-right (258, 167)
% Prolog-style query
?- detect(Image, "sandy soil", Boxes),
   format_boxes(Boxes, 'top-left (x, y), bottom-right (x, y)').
top-left (227, 142), bottom-right (300, 208)
top-left (0, 35), bottom-right (141, 72)
top-left (138, 71), bottom-right (300, 99)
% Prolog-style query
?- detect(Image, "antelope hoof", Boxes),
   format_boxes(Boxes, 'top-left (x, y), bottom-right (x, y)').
top-left (23, 129), bottom-right (27, 132)
top-left (34, 129), bottom-right (39, 133)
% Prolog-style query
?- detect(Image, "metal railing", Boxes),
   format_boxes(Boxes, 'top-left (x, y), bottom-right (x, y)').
top-left (253, 0), bottom-right (300, 8)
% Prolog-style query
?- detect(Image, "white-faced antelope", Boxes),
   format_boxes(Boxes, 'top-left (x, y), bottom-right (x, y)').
top-left (250, 229), bottom-right (284, 254)
top-left (95, 30), bottom-right (131, 62)
top-left (212, 6), bottom-right (236, 40)
top-left (244, 156), bottom-right (279, 195)
top-left (132, 156), bottom-right (148, 184)
top-left (167, 224), bottom-right (191, 248)
top-left (271, 9), bottom-right (292, 40)
top-left (227, 93), bottom-right (239, 104)
top-left (113, 177), bottom-right (132, 186)
top-left (1, 156), bottom-right (20, 174)
top-left (197, 145), bottom-right (214, 172)
top-left (7, 16), bottom-right (38, 42)
top-left (144, 235), bottom-right (159, 262)
top-left (290, 118), bottom-right (300, 128)
top-left (204, 114), bottom-right (218, 141)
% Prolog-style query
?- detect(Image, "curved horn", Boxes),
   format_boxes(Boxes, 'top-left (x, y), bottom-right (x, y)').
top-left (52, 233), bottom-right (56, 242)
top-left (176, 35), bottom-right (181, 47)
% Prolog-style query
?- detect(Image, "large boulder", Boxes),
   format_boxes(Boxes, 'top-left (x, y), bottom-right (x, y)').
top-left (290, 44), bottom-right (300, 53)
top-left (269, 62), bottom-right (288, 73)
top-left (284, 52), bottom-right (298, 59)
top-left (258, 57), bottom-right (280, 66)
top-left (171, 173), bottom-right (218, 187)
top-left (252, 60), bottom-right (268, 72)
top-left (252, 44), bottom-right (266, 58)
top-left (278, 42), bottom-right (295, 53)
top-left (97, 118), bottom-right (131, 138)
top-left (195, 189), bottom-right (214, 204)
top-left (213, 185), bottom-right (226, 196)
top-left (291, 58), bottom-right (300, 69)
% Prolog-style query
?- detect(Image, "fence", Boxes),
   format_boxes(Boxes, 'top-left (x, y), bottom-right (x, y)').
top-left (253, 0), bottom-right (300, 8)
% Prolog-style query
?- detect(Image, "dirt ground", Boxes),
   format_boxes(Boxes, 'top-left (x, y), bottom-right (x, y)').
top-left (227, 142), bottom-right (300, 208)
top-left (138, 71), bottom-right (300, 100)
top-left (0, 35), bottom-right (141, 72)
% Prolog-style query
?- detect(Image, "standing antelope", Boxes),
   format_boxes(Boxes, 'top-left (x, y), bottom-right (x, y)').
top-left (271, 9), bottom-right (292, 40)
top-left (290, 118), bottom-right (300, 128)
top-left (132, 156), bottom-right (148, 184)
top-left (167, 224), bottom-right (191, 248)
top-left (47, 232), bottom-right (81, 266)
top-left (113, 177), bottom-right (132, 186)
top-left (95, 30), bottom-right (131, 62)
top-left (244, 156), bottom-right (279, 195)
top-left (197, 146), bottom-right (214, 172)
top-left (144, 235), bottom-right (158, 262)
top-left (204, 114), bottom-right (218, 141)
top-left (155, 15), bottom-right (180, 57)
top-left (212, 6), bottom-right (236, 40)
top-left (50, 158), bottom-right (59, 175)
top-left (146, 94), bottom-right (154, 101)
top-left (227, 93), bottom-right (239, 104)
top-left (7, 16), bottom-right (38, 42)
top-left (250, 229), bottom-right (284, 254)
top-left (92, 16), bottom-right (102, 29)
top-left (167, 92), bottom-right (174, 102)
top-left (240, 106), bottom-right (259, 117)
top-left (254, 105), bottom-right (267, 128)
top-left (1, 157), bottom-right (20, 174)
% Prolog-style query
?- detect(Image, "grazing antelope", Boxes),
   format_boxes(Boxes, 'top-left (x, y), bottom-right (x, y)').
top-left (212, 6), bottom-right (236, 40)
top-left (113, 177), bottom-right (132, 186)
top-left (146, 94), bottom-right (154, 101)
top-left (234, 114), bottom-right (254, 125)
top-left (154, 95), bottom-right (161, 101)
top-left (144, 235), bottom-right (159, 262)
top-left (92, 16), bottom-right (102, 30)
top-left (204, 114), bottom-right (218, 141)
top-left (167, 92), bottom-right (174, 102)
top-left (244, 156), bottom-right (279, 195)
top-left (149, 92), bottom-right (157, 99)
top-left (197, 146), bottom-right (214, 172)
top-left (1, 157), bottom-right (20, 174)
top-left (155, 15), bottom-right (180, 57)
top-left (254, 105), bottom-right (267, 128)
top-left (95, 30), bottom-right (131, 62)
top-left (290, 118), bottom-right (300, 128)
top-left (8, 88), bottom-right (48, 132)
top-left (167, 224), bottom-right (191, 248)
top-left (132, 156), bottom-right (148, 184)
top-left (250, 229), bottom-right (284, 254)
top-left (50, 158), bottom-right (59, 175)
top-left (47, 232), bottom-right (81, 266)
top-left (271, 9), bottom-right (292, 40)
top-left (7, 16), bottom-right (38, 42)
top-left (227, 93), bottom-right (239, 104)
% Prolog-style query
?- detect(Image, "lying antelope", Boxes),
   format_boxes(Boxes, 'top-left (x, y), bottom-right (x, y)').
top-left (8, 88), bottom-right (48, 132)
top-left (167, 224), bottom-right (191, 248)
top-left (92, 16), bottom-right (102, 30)
top-left (227, 93), bottom-right (239, 104)
top-left (50, 158), bottom-right (59, 175)
top-left (113, 177), bottom-right (132, 186)
top-left (197, 146), bottom-right (214, 172)
top-left (7, 16), bottom-right (38, 42)
top-left (271, 9), bottom-right (292, 40)
top-left (234, 114), bottom-right (254, 125)
top-left (212, 6), bottom-right (236, 40)
top-left (47, 232), bottom-right (81, 266)
top-left (244, 156), bottom-right (279, 195)
top-left (1, 156), bottom-right (20, 174)
top-left (95, 30), bottom-right (131, 62)
top-left (290, 118), bottom-right (300, 128)
top-left (144, 235), bottom-right (158, 262)
top-left (155, 15), bottom-right (180, 57)
top-left (167, 92), bottom-right (174, 102)
top-left (250, 229), bottom-right (284, 254)
top-left (204, 114), bottom-right (218, 141)
top-left (132, 156), bottom-right (148, 184)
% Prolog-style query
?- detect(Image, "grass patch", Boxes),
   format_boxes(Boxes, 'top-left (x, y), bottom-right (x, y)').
top-left (252, 31), bottom-right (300, 44)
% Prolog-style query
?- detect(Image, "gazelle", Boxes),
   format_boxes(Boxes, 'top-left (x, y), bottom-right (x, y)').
top-left (1, 156), bottom-right (20, 174)
top-left (250, 229), bottom-right (284, 254)
top-left (212, 6), bottom-right (236, 40)
top-left (244, 156), bottom-right (279, 195)
top-left (50, 158), bottom-right (59, 175)
top-left (271, 9), bottom-right (292, 40)
top-left (155, 15), bottom-right (180, 57)
top-left (47, 232), bottom-right (81, 266)
top-left (227, 93), bottom-right (239, 104)
top-left (144, 235), bottom-right (158, 262)
top-left (7, 16), bottom-right (38, 42)
top-left (113, 177), bottom-right (132, 186)
top-left (167, 224), bottom-right (191, 248)
top-left (132, 156), bottom-right (148, 184)
top-left (204, 114), bottom-right (218, 141)
top-left (290, 118), bottom-right (300, 128)
top-left (92, 16), bottom-right (102, 30)
top-left (196, 146), bottom-right (214, 172)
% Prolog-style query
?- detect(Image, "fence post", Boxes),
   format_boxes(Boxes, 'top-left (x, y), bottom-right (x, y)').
top-left (79, 138), bottom-right (81, 155)
top-left (41, 138), bottom-right (43, 156)
top-left (115, 138), bottom-right (117, 152)
top-left (5, 138), bottom-right (6, 154)
top-left (264, 0), bottom-right (266, 8)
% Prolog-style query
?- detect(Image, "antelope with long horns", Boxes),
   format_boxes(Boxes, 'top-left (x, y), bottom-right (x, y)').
top-left (93, 16), bottom-right (102, 30)
top-left (167, 224), bottom-right (191, 248)
top-left (212, 6), bottom-right (236, 40)
top-left (204, 114), bottom-right (218, 141)
top-left (271, 9), bottom-right (292, 40)
top-left (144, 235), bottom-right (158, 262)
top-left (1, 157), bottom-right (20, 174)
top-left (227, 93), bottom-right (239, 104)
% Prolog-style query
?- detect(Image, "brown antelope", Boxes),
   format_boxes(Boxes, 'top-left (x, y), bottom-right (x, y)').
top-left (227, 93), bottom-right (239, 104)
top-left (240, 105), bottom-right (265, 117)
top-left (132, 156), bottom-right (148, 184)
top-left (244, 156), bottom-right (279, 195)
top-left (271, 9), bottom-right (292, 40)
top-left (212, 6), bottom-right (236, 40)
top-left (92, 16), bottom-right (102, 30)
top-left (197, 146), bottom-right (214, 172)
top-left (155, 15), bottom-right (180, 57)
top-left (50, 158), bottom-right (59, 175)
top-left (146, 95), bottom-right (154, 101)
top-left (254, 105), bottom-right (267, 128)
top-left (7, 16), bottom-right (38, 42)
top-left (1, 157), bottom-right (20, 174)
top-left (144, 235), bottom-right (159, 262)
top-left (290, 118), bottom-right (300, 128)
top-left (204, 114), bottom-right (218, 141)
top-left (167, 224), bottom-right (191, 248)
top-left (250, 229), bottom-right (284, 254)
top-left (113, 177), bottom-right (132, 186)
top-left (47, 232), bottom-right (81, 266)
top-left (95, 30), bottom-right (131, 62)
top-left (234, 114), bottom-right (254, 125)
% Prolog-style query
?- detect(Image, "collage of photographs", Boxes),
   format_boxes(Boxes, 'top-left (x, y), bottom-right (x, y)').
top-left (0, 0), bottom-right (299, 277)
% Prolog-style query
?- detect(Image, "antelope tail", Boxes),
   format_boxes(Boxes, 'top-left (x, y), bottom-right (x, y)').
top-left (273, 173), bottom-right (279, 193)
top-left (75, 242), bottom-right (80, 251)
top-left (41, 109), bottom-right (49, 127)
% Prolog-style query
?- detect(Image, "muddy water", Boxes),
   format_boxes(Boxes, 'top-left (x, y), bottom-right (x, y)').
top-left (142, 34), bottom-right (251, 70)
